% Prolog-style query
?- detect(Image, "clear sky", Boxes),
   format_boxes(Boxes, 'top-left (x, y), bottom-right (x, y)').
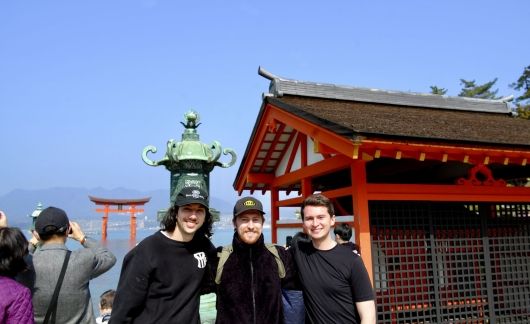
top-left (1, 1), bottom-right (529, 203)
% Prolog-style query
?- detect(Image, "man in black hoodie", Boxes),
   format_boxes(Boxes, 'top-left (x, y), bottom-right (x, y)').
top-left (214, 196), bottom-right (298, 324)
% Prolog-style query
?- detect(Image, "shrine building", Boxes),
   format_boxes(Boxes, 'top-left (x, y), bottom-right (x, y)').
top-left (233, 68), bottom-right (530, 323)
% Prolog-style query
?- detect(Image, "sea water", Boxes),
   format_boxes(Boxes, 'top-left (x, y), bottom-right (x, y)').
top-left (79, 226), bottom-right (271, 321)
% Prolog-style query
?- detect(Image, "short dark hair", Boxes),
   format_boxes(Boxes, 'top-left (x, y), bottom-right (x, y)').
top-left (286, 235), bottom-right (293, 248)
top-left (300, 194), bottom-right (335, 219)
top-left (38, 227), bottom-right (69, 242)
top-left (0, 227), bottom-right (29, 277)
top-left (160, 205), bottom-right (213, 238)
top-left (334, 223), bottom-right (352, 241)
top-left (100, 289), bottom-right (116, 309)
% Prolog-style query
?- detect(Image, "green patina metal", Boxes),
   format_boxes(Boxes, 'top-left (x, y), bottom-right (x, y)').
top-left (28, 202), bottom-right (44, 231)
top-left (142, 110), bottom-right (236, 220)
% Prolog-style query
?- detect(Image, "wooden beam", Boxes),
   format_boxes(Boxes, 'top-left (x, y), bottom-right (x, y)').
top-left (320, 187), bottom-right (353, 199)
top-left (301, 133), bottom-right (308, 168)
top-left (95, 208), bottom-right (144, 213)
top-left (284, 131), bottom-right (301, 173)
top-left (277, 196), bottom-right (304, 207)
top-left (351, 160), bottom-right (373, 284)
top-left (246, 173), bottom-right (275, 184)
top-left (260, 123), bottom-right (286, 173)
top-left (272, 154), bottom-right (353, 187)
top-left (314, 141), bottom-right (337, 155)
top-left (362, 138), bottom-right (530, 156)
top-left (276, 187), bottom-right (354, 208)
top-left (234, 107), bottom-right (276, 191)
top-left (367, 183), bottom-right (530, 202)
top-left (268, 106), bottom-right (358, 159)
top-left (276, 222), bottom-right (304, 229)
top-left (271, 188), bottom-right (280, 243)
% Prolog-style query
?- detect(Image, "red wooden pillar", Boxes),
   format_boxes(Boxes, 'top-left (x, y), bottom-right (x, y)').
top-left (102, 204), bottom-right (109, 241)
top-left (301, 177), bottom-right (312, 197)
top-left (351, 159), bottom-right (373, 283)
top-left (129, 205), bottom-right (137, 242)
top-left (300, 177), bottom-right (313, 233)
top-left (271, 188), bottom-right (279, 243)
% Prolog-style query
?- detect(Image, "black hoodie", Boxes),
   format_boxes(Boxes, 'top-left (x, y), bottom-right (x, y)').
top-left (215, 233), bottom-right (297, 324)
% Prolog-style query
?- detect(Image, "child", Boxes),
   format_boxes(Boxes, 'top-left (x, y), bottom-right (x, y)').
top-left (96, 289), bottom-right (115, 324)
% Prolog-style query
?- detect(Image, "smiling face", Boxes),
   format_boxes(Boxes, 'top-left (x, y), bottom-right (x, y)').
top-left (174, 203), bottom-right (206, 241)
top-left (234, 211), bottom-right (264, 245)
top-left (302, 205), bottom-right (336, 244)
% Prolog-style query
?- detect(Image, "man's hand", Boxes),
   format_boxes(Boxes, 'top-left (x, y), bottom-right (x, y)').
top-left (68, 221), bottom-right (86, 243)
top-left (0, 210), bottom-right (8, 228)
top-left (30, 230), bottom-right (40, 246)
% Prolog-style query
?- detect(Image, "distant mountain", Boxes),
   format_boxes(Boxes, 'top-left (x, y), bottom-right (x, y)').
top-left (0, 187), bottom-right (232, 229)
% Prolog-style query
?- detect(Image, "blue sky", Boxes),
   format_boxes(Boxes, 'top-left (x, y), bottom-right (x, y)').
top-left (1, 1), bottom-right (529, 203)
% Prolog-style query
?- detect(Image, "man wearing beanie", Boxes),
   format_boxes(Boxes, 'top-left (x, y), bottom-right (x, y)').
top-left (30, 206), bottom-right (116, 324)
top-left (214, 196), bottom-right (298, 324)
top-left (110, 186), bottom-right (217, 324)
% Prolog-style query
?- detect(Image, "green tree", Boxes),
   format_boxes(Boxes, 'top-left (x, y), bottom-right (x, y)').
top-left (510, 65), bottom-right (530, 119)
top-left (458, 78), bottom-right (500, 99)
top-left (430, 86), bottom-right (448, 95)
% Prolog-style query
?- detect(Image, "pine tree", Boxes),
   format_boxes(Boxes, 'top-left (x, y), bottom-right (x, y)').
top-left (430, 86), bottom-right (448, 95)
top-left (510, 65), bottom-right (530, 119)
top-left (458, 78), bottom-right (500, 99)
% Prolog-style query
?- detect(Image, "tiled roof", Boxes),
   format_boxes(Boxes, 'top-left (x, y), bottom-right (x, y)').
top-left (259, 67), bottom-right (512, 114)
top-left (259, 67), bottom-right (529, 147)
top-left (268, 95), bottom-right (530, 147)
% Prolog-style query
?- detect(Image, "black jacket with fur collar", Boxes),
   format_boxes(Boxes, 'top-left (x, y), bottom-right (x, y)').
top-left (215, 233), bottom-right (296, 324)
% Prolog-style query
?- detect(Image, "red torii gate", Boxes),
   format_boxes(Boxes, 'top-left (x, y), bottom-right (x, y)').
top-left (89, 196), bottom-right (151, 241)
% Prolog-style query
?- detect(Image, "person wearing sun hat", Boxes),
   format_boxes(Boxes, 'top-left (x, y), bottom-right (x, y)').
top-left (30, 206), bottom-right (116, 324)
top-left (110, 186), bottom-right (217, 324)
top-left (214, 196), bottom-right (299, 324)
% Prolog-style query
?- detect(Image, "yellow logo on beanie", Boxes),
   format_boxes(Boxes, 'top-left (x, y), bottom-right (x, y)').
top-left (243, 200), bottom-right (256, 207)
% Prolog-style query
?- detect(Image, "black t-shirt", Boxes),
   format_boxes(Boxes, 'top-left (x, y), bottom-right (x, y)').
top-left (110, 231), bottom-right (216, 324)
top-left (291, 240), bottom-right (375, 324)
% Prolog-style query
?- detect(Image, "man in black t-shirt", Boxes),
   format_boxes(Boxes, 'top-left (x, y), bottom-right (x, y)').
top-left (291, 194), bottom-right (376, 324)
top-left (110, 186), bottom-right (216, 324)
